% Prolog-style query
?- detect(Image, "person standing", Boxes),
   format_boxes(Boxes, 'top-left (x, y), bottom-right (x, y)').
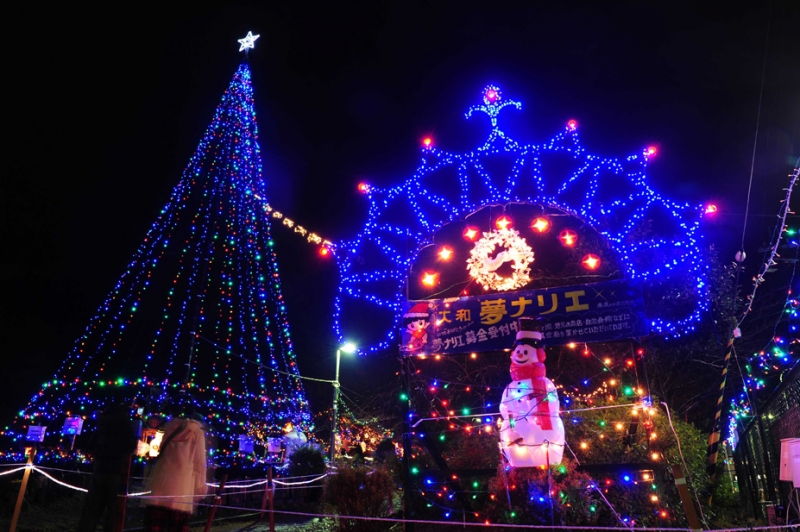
top-left (144, 407), bottom-right (207, 532)
top-left (76, 402), bottom-right (138, 532)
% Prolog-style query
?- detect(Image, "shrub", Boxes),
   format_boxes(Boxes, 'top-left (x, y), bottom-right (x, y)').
top-left (325, 467), bottom-right (394, 532)
top-left (287, 443), bottom-right (326, 477)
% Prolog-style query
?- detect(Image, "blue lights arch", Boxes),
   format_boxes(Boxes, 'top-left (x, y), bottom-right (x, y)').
top-left (335, 86), bottom-right (709, 354)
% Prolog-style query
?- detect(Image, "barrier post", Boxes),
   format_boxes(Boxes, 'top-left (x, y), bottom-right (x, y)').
top-left (259, 466), bottom-right (270, 520)
top-left (268, 466), bottom-right (275, 532)
top-left (112, 453), bottom-right (132, 532)
top-left (9, 447), bottom-right (34, 532)
top-left (203, 474), bottom-right (227, 532)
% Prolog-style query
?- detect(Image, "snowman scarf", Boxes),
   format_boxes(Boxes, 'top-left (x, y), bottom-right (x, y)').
top-left (509, 362), bottom-right (553, 430)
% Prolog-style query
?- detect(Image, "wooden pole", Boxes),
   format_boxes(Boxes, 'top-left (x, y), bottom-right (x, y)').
top-left (268, 466), bottom-right (275, 532)
top-left (112, 454), bottom-right (132, 532)
top-left (203, 474), bottom-right (227, 532)
top-left (9, 447), bottom-right (34, 532)
top-left (671, 465), bottom-right (703, 532)
top-left (259, 466), bottom-right (270, 520)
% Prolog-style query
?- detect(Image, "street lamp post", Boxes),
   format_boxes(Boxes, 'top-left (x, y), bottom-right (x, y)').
top-left (331, 342), bottom-right (356, 463)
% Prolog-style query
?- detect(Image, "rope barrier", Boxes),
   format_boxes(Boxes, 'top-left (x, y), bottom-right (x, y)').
top-left (0, 466), bottom-right (28, 476)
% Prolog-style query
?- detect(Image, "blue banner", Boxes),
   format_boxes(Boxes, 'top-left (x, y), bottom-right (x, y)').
top-left (400, 279), bottom-right (649, 355)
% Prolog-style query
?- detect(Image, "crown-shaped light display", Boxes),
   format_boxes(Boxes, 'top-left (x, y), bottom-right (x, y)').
top-left (335, 86), bottom-right (709, 354)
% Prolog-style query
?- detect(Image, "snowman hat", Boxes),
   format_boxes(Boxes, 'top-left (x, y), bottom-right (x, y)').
top-left (404, 302), bottom-right (429, 318)
top-left (515, 317), bottom-right (543, 346)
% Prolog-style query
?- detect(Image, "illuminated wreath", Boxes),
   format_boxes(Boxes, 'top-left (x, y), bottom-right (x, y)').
top-left (466, 228), bottom-right (534, 291)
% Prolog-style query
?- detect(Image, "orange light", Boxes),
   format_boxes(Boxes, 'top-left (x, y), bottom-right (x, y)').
top-left (615, 422), bottom-right (624, 430)
top-left (423, 137), bottom-right (433, 148)
top-left (646, 146), bottom-right (657, 156)
top-left (435, 354), bottom-right (441, 360)
top-left (531, 217), bottom-right (550, 233)
top-left (567, 119), bottom-right (578, 130)
top-left (651, 452), bottom-right (660, 460)
top-left (580, 442), bottom-right (588, 449)
top-left (558, 229), bottom-right (578, 247)
top-left (605, 359), bottom-right (613, 366)
top-left (660, 510), bottom-right (668, 518)
top-left (463, 226), bottom-right (479, 241)
top-left (422, 272), bottom-right (438, 286)
top-left (357, 182), bottom-right (370, 193)
top-left (567, 342), bottom-right (576, 349)
top-left (582, 254), bottom-right (601, 270)
top-left (470, 353), bottom-right (477, 359)
top-left (495, 215), bottom-right (513, 230)
top-left (626, 359), bottom-right (634, 367)
top-left (438, 246), bottom-right (453, 260)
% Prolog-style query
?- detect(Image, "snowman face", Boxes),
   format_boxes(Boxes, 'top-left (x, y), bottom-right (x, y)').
top-left (512, 343), bottom-right (535, 365)
top-left (407, 319), bottom-right (427, 332)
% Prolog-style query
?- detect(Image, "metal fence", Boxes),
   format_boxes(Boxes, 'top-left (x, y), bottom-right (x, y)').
top-left (733, 362), bottom-right (800, 522)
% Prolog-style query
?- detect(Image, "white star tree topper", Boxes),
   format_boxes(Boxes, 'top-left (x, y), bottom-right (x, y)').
top-left (238, 31), bottom-right (260, 52)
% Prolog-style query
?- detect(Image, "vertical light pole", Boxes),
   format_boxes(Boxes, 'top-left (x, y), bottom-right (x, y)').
top-left (331, 342), bottom-right (357, 463)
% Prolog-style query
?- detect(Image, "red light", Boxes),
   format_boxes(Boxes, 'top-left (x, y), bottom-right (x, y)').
top-left (558, 229), bottom-right (578, 247)
top-left (646, 146), bottom-right (657, 156)
top-left (582, 254), bottom-right (601, 270)
top-left (423, 137), bottom-right (433, 148)
top-left (567, 119), bottom-right (578, 130)
top-left (495, 216), bottom-right (513, 230)
top-left (438, 246), bottom-right (453, 260)
top-left (357, 182), bottom-right (370, 193)
top-left (531, 217), bottom-right (550, 233)
top-left (463, 226), bottom-right (479, 241)
top-left (705, 204), bottom-right (718, 214)
top-left (319, 246), bottom-right (330, 257)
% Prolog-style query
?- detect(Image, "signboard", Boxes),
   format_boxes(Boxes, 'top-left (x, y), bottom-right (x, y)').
top-left (401, 278), bottom-right (649, 355)
top-left (238, 435), bottom-right (255, 454)
top-left (62, 417), bottom-right (84, 435)
top-left (26, 425), bottom-right (47, 442)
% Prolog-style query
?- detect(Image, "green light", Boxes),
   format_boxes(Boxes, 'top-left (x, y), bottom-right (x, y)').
top-left (462, 408), bottom-right (470, 415)
top-left (399, 393), bottom-right (408, 401)
top-left (439, 434), bottom-right (445, 441)
top-left (473, 481), bottom-right (479, 488)
top-left (511, 512), bottom-right (516, 517)
top-left (623, 386), bottom-right (634, 396)
top-left (599, 420), bottom-right (606, 426)
top-left (589, 505), bottom-right (596, 512)
top-left (411, 467), bottom-right (419, 474)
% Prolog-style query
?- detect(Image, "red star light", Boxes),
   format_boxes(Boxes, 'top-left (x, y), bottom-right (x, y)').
top-left (531, 217), bottom-right (550, 233)
top-left (558, 229), bottom-right (578, 247)
top-left (582, 254), bottom-right (601, 270)
top-left (495, 215), bottom-right (513, 230)
top-left (438, 246), bottom-right (453, 260)
top-left (462, 226), bottom-right (479, 241)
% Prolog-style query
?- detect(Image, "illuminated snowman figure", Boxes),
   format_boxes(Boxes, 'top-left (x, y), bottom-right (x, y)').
top-left (499, 317), bottom-right (565, 467)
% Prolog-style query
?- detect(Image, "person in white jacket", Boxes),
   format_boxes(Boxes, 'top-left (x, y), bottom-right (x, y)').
top-left (144, 410), bottom-right (208, 531)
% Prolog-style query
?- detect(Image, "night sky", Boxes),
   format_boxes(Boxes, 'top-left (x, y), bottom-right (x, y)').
top-left (3, 2), bottom-right (798, 423)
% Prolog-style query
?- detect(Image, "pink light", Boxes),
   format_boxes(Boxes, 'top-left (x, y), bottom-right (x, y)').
top-left (646, 146), bottom-right (657, 156)
top-left (357, 182), bottom-right (370, 193)
top-left (567, 119), bottom-right (578, 130)
top-left (486, 90), bottom-right (497, 101)
top-left (704, 204), bottom-right (718, 214)
top-left (463, 226), bottom-right (479, 241)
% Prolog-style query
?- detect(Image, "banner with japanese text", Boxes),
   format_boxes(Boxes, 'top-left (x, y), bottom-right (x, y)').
top-left (400, 278), bottom-right (649, 355)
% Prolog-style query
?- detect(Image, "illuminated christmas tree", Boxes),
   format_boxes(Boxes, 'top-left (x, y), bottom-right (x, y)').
top-left (5, 59), bottom-right (312, 466)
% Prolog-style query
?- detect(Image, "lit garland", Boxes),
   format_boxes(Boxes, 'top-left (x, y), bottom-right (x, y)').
top-left (466, 228), bottom-right (534, 291)
top-left (336, 85), bottom-right (710, 354)
top-left (5, 63), bottom-right (312, 463)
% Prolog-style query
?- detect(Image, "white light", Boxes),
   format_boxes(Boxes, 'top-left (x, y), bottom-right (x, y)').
top-left (340, 342), bottom-right (357, 354)
top-left (238, 31), bottom-right (260, 52)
